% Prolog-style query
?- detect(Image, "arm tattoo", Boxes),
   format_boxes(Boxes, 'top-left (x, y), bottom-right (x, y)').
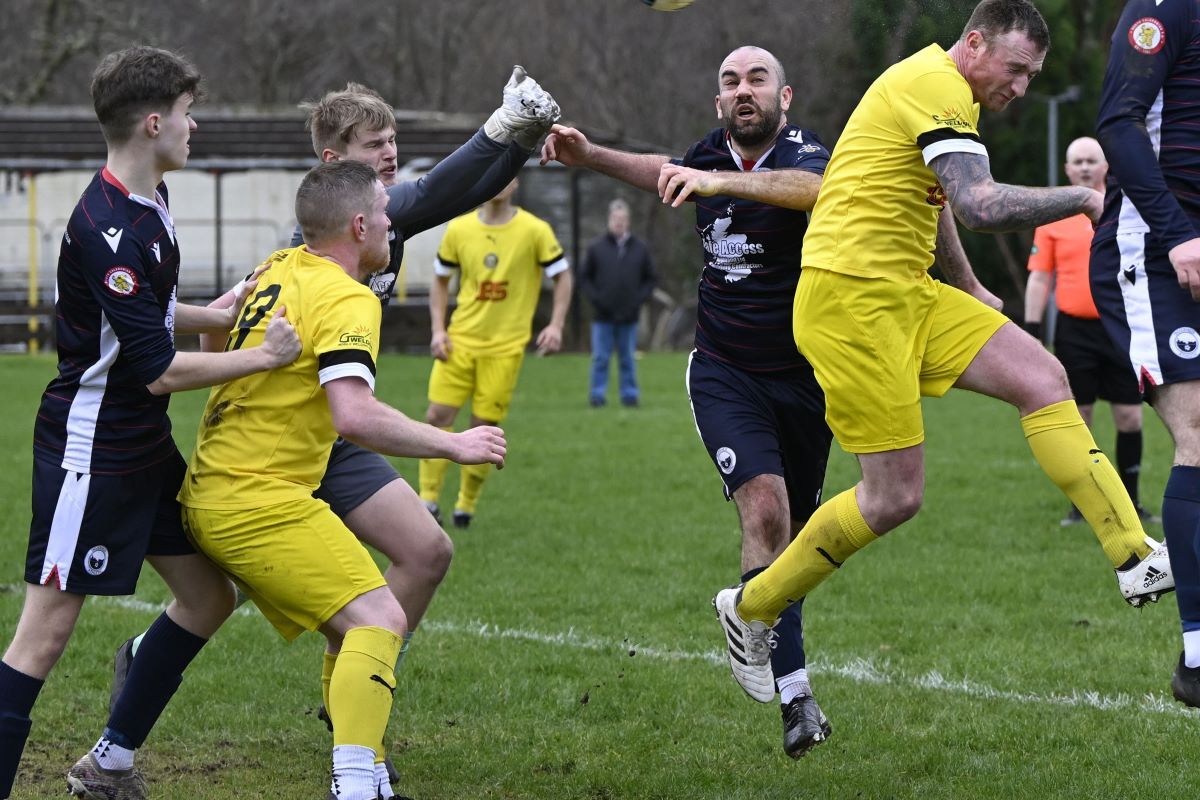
top-left (933, 210), bottom-right (975, 288)
top-left (933, 152), bottom-right (1088, 233)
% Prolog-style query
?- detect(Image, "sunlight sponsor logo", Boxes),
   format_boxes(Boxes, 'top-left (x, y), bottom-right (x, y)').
top-left (339, 326), bottom-right (373, 348)
top-left (1128, 17), bottom-right (1165, 55)
top-left (932, 108), bottom-right (971, 129)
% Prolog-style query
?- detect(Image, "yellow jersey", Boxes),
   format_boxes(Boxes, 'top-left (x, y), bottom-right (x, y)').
top-left (435, 207), bottom-right (567, 357)
top-left (180, 246), bottom-right (381, 510)
top-left (803, 44), bottom-right (987, 280)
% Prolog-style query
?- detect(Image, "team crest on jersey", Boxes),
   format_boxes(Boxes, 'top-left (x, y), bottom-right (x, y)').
top-left (925, 183), bottom-right (947, 207)
top-left (83, 545), bottom-right (109, 576)
top-left (104, 266), bottom-right (139, 296)
top-left (1170, 327), bottom-right (1199, 360)
top-left (339, 325), bottom-right (373, 348)
top-left (1129, 17), bottom-right (1165, 55)
top-left (484, 253), bottom-right (499, 269)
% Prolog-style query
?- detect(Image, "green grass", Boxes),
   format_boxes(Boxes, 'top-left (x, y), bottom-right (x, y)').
top-left (0, 352), bottom-right (1193, 800)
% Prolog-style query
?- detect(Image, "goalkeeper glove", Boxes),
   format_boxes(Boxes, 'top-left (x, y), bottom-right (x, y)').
top-left (484, 66), bottom-right (561, 150)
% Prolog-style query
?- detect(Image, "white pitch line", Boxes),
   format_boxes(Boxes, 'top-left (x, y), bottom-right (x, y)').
top-left (82, 594), bottom-right (1197, 719)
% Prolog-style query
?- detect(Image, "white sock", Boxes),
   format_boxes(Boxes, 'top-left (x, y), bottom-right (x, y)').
top-left (375, 762), bottom-right (396, 799)
top-left (1184, 630), bottom-right (1200, 668)
top-left (129, 632), bottom-right (146, 659)
top-left (776, 667), bottom-right (811, 705)
top-left (331, 745), bottom-right (376, 800)
top-left (91, 736), bottom-right (135, 771)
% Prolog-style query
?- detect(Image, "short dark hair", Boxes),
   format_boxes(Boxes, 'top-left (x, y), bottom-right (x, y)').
top-left (960, 0), bottom-right (1050, 52)
top-left (91, 46), bottom-right (203, 145)
top-left (295, 160), bottom-right (379, 245)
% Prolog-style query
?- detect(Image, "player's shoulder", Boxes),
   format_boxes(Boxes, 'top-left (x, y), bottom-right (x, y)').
top-left (683, 129), bottom-right (733, 168)
top-left (775, 125), bottom-right (829, 157)
top-left (509, 207), bottom-right (554, 238)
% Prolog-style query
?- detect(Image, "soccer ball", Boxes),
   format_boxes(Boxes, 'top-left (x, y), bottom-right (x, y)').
top-left (642, 0), bottom-right (695, 10)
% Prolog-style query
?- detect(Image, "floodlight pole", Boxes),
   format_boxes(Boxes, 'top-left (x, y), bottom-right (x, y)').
top-left (1045, 85), bottom-right (1082, 187)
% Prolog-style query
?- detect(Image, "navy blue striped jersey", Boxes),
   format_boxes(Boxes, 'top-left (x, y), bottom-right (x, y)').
top-left (34, 169), bottom-right (180, 475)
top-left (677, 125), bottom-right (829, 373)
top-left (1095, 0), bottom-right (1200, 249)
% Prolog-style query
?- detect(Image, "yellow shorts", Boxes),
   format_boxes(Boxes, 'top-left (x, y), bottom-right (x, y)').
top-left (794, 268), bottom-right (1008, 454)
top-left (427, 347), bottom-right (525, 423)
top-left (182, 497), bottom-right (386, 640)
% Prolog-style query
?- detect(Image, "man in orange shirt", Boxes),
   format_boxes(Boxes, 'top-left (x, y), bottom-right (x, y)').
top-left (1025, 136), bottom-right (1156, 526)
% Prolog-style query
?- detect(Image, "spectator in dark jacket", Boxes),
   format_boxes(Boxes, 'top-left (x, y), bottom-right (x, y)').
top-left (582, 199), bottom-right (656, 407)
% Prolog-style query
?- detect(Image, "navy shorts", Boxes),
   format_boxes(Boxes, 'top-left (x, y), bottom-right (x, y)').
top-left (1092, 233), bottom-right (1200, 393)
top-left (313, 438), bottom-right (403, 518)
top-left (26, 449), bottom-right (193, 595)
top-left (1053, 313), bottom-right (1142, 406)
top-left (685, 351), bottom-right (832, 522)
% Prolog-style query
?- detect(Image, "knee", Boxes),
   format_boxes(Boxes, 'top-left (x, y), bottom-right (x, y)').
top-left (398, 525), bottom-right (454, 584)
top-left (178, 575), bottom-right (238, 628)
top-left (864, 483), bottom-right (923, 530)
top-left (743, 505), bottom-right (791, 554)
top-left (374, 597), bottom-right (408, 638)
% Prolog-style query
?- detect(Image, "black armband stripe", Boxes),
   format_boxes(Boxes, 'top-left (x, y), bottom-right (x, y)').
top-left (318, 348), bottom-right (376, 376)
top-left (916, 128), bottom-right (982, 150)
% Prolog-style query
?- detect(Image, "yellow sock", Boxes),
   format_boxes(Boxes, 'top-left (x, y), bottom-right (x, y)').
top-left (455, 462), bottom-right (492, 515)
top-left (418, 428), bottom-right (455, 503)
top-left (329, 626), bottom-right (403, 758)
top-left (740, 488), bottom-right (877, 622)
top-left (321, 650), bottom-right (338, 716)
top-left (1022, 400), bottom-right (1150, 567)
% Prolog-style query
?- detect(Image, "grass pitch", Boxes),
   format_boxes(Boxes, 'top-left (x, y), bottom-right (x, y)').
top-left (0, 352), bottom-right (1194, 800)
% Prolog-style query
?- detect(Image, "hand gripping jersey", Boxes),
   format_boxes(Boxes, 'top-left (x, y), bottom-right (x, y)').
top-left (803, 44), bottom-right (985, 280)
top-left (179, 246), bottom-right (381, 510)
top-left (677, 124), bottom-right (829, 373)
top-left (434, 208), bottom-right (567, 357)
top-left (34, 168), bottom-right (181, 475)
top-left (1095, 0), bottom-right (1200, 250)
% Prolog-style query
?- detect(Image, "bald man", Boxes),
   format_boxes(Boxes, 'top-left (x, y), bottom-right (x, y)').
top-left (542, 45), bottom-right (833, 758)
top-left (1024, 136), bottom-right (1157, 526)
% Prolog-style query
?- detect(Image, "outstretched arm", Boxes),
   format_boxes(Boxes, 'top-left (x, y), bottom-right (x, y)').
top-left (541, 124), bottom-right (669, 193)
top-left (389, 132), bottom-right (528, 238)
top-left (656, 164), bottom-right (822, 210)
top-left (932, 151), bottom-right (1101, 233)
top-left (327, 376), bottom-right (506, 465)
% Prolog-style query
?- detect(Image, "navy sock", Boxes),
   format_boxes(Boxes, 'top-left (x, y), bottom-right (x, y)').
top-left (106, 613), bottom-right (207, 749)
top-left (0, 661), bottom-right (45, 798)
top-left (1163, 466), bottom-right (1200, 633)
top-left (1116, 431), bottom-right (1143, 505)
top-left (743, 567), bottom-right (806, 682)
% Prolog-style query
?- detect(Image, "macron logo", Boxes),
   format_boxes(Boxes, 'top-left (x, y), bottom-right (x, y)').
top-left (102, 227), bottom-right (123, 253)
top-left (150, 242), bottom-right (161, 262)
